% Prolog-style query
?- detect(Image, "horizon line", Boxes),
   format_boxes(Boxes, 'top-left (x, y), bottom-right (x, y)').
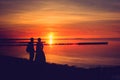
top-left (0, 38), bottom-right (120, 40)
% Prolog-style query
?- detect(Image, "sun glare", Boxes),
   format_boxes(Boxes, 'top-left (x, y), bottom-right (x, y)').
top-left (49, 33), bottom-right (53, 45)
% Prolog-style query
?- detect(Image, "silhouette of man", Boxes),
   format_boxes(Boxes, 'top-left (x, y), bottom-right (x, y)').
top-left (35, 38), bottom-right (46, 63)
top-left (26, 38), bottom-right (35, 62)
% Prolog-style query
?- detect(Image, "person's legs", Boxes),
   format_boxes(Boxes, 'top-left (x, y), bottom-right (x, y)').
top-left (30, 52), bottom-right (34, 62)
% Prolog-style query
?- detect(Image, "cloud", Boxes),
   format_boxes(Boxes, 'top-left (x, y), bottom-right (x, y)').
top-left (0, 0), bottom-right (44, 15)
top-left (0, 0), bottom-right (120, 25)
top-left (0, 0), bottom-right (120, 16)
top-left (67, 0), bottom-right (120, 12)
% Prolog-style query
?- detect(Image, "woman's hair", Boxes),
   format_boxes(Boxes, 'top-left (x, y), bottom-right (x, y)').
top-left (38, 38), bottom-right (41, 42)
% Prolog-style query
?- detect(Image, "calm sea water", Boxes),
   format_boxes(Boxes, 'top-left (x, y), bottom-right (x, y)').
top-left (0, 39), bottom-right (120, 68)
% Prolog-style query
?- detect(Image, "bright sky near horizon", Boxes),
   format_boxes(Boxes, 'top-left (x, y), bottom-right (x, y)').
top-left (0, 0), bottom-right (120, 38)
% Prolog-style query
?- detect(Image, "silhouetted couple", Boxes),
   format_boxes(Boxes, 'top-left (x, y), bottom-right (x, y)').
top-left (26, 38), bottom-right (46, 63)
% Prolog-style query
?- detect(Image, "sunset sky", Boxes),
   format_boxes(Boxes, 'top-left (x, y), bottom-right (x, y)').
top-left (0, 0), bottom-right (120, 38)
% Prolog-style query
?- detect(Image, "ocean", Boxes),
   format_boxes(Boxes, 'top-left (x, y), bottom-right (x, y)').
top-left (0, 38), bottom-right (120, 68)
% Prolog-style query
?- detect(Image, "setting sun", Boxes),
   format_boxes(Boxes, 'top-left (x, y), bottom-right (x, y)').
top-left (49, 33), bottom-right (54, 45)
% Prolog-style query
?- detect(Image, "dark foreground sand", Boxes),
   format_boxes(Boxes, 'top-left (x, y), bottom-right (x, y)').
top-left (0, 55), bottom-right (120, 80)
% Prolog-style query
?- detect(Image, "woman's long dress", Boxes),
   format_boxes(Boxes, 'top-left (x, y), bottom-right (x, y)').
top-left (35, 42), bottom-right (46, 63)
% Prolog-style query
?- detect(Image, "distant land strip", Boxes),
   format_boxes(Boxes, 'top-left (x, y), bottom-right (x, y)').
top-left (0, 38), bottom-right (120, 40)
top-left (0, 42), bottom-right (108, 46)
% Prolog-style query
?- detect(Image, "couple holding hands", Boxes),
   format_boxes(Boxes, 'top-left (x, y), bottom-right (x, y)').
top-left (26, 38), bottom-right (46, 63)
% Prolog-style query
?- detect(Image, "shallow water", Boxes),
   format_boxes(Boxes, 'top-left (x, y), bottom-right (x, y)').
top-left (45, 40), bottom-right (120, 68)
top-left (0, 39), bottom-right (120, 68)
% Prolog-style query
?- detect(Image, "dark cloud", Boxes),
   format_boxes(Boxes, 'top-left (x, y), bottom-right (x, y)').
top-left (0, 0), bottom-right (120, 17)
top-left (68, 0), bottom-right (120, 12)
top-left (0, 0), bottom-right (43, 15)
top-left (0, 24), bottom-right (26, 38)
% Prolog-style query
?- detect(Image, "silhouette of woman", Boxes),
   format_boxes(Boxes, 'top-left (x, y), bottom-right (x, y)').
top-left (35, 38), bottom-right (46, 63)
